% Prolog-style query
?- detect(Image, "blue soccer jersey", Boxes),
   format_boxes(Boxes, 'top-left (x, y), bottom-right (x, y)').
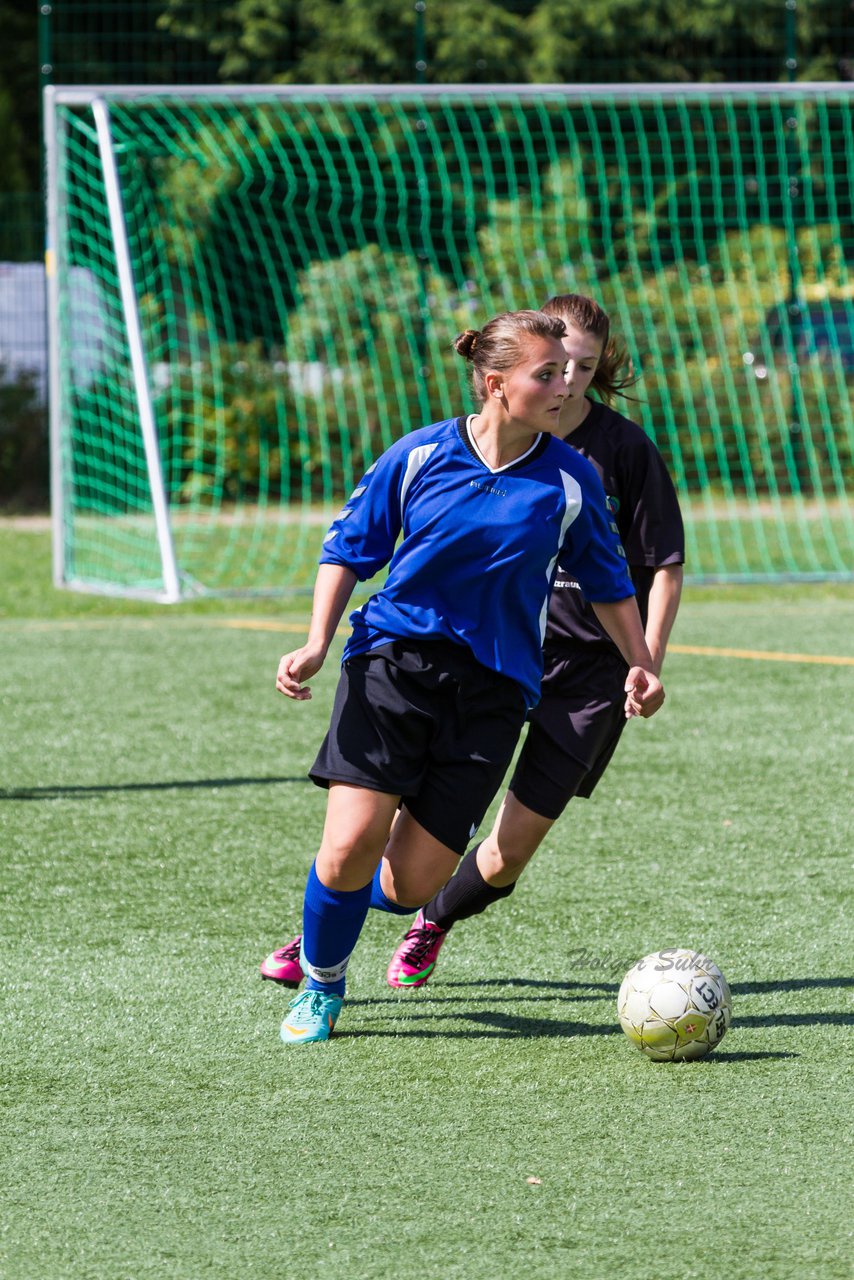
top-left (320, 417), bottom-right (634, 709)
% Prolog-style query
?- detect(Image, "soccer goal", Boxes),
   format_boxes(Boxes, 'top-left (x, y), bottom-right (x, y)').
top-left (45, 83), bottom-right (854, 599)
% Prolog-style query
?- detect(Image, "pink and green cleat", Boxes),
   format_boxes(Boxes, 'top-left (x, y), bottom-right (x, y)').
top-left (260, 936), bottom-right (304, 988)
top-left (386, 910), bottom-right (447, 989)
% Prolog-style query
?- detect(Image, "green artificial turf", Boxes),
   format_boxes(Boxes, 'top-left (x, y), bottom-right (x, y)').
top-left (2, 527), bottom-right (853, 1279)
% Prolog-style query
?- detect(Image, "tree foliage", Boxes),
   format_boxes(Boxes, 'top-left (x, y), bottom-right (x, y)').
top-left (1, 2), bottom-right (850, 507)
top-left (155, 0), bottom-right (850, 85)
top-left (3, 0), bottom-right (850, 185)
top-left (0, 1), bottom-right (38, 189)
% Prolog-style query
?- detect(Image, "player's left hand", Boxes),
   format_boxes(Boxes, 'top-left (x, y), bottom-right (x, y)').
top-left (624, 667), bottom-right (665, 719)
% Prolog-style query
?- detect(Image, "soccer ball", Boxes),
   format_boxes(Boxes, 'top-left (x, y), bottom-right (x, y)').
top-left (617, 948), bottom-right (732, 1062)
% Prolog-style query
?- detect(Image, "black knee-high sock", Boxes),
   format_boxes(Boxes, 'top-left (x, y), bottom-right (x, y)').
top-left (423, 844), bottom-right (516, 932)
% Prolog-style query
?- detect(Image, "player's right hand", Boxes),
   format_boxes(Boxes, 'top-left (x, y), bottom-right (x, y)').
top-left (275, 644), bottom-right (326, 700)
top-left (623, 666), bottom-right (665, 719)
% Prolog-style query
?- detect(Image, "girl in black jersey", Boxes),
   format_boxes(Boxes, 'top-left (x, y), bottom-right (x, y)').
top-left (385, 294), bottom-right (685, 988)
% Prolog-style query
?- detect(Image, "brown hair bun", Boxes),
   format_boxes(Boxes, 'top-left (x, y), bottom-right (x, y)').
top-left (453, 329), bottom-right (480, 360)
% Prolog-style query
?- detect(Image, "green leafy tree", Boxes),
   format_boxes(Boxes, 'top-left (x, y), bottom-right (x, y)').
top-left (0, 364), bottom-right (48, 508)
top-left (0, 0), bottom-right (38, 190)
top-left (155, 0), bottom-right (851, 85)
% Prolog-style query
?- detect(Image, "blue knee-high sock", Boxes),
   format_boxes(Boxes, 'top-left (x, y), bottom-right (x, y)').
top-left (369, 862), bottom-right (419, 917)
top-left (301, 860), bottom-right (372, 996)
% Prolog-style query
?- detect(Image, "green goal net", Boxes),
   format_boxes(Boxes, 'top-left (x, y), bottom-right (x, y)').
top-left (46, 84), bottom-right (854, 598)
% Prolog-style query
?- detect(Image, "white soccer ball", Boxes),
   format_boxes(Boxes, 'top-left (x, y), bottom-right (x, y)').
top-left (617, 948), bottom-right (732, 1062)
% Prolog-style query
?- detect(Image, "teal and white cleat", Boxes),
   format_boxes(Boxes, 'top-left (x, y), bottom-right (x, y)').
top-left (280, 989), bottom-right (343, 1045)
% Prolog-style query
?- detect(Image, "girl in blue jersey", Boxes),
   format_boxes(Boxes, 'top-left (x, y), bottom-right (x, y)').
top-left (273, 308), bottom-right (664, 1045)
top-left (384, 294), bottom-right (685, 988)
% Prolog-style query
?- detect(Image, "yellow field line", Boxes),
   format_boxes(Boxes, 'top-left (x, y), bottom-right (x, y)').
top-left (4, 617), bottom-right (852, 665)
top-left (218, 619), bottom-right (349, 635)
top-left (222, 623), bottom-right (854, 666)
top-left (668, 643), bottom-right (854, 667)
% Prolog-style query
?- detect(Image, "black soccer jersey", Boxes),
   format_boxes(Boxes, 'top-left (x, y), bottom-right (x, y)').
top-left (547, 399), bottom-right (685, 654)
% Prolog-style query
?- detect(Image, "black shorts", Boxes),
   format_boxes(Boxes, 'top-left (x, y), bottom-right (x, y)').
top-left (310, 640), bottom-right (527, 855)
top-left (509, 645), bottom-right (629, 820)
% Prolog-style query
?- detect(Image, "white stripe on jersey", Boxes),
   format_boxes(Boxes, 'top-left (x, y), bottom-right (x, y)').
top-left (400, 442), bottom-right (440, 512)
top-left (539, 469), bottom-right (584, 640)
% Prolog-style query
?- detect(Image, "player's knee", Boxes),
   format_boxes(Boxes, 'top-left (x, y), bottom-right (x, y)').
top-left (316, 832), bottom-right (382, 888)
top-left (384, 865), bottom-right (441, 909)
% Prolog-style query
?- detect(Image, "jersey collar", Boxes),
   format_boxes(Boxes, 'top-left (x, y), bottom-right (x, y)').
top-left (457, 416), bottom-right (552, 474)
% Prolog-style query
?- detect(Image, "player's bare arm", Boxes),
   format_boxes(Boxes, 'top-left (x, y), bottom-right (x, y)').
top-left (589, 596), bottom-right (665, 719)
top-left (276, 563), bottom-right (358, 700)
top-left (643, 563), bottom-right (684, 675)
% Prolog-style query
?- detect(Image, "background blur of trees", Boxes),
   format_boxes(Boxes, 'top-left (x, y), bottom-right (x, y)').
top-left (152, 0), bottom-right (849, 87)
top-left (2, 0), bottom-right (851, 198)
top-left (0, 0), bottom-right (850, 508)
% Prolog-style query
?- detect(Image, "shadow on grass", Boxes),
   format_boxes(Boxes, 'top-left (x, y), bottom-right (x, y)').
top-left (433, 976), bottom-right (854, 998)
top-left (347, 990), bottom-right (604, 1007)
top-left (735, 1012), bottom-right (854, 1027)
top-left (333, 1020), bottom-right (621, 1041)
top-left (349, 989), bottom-right (854, 1023)
top-left (346, 1004), bottom-right (852, 1034)
top-left (336, 1019), bottom-right (803, 1055)
top-left (0, 775), bottom-right (308, 799)
top-left (338, 980), bottom-right (854, 1043)
top-left (687, 1050), bottom-right (799, 1062)
top-left (734, 977), bottom-right (854, 994)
